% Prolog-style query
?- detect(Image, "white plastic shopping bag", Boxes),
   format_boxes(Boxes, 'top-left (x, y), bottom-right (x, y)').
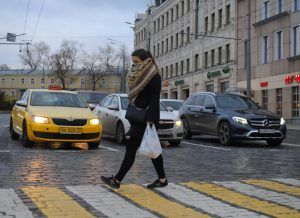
top-left (139, 123), bottom-right (162, 159)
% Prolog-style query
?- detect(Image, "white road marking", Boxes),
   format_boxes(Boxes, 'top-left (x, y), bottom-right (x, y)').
top-left (283, 143), bottom-right (300, 147)
top-left (67, 186), bottom-right (157, 218)
top-left (0, 125), bottom-right (9, 128)
top-left (98, 145), bottom-right (120, 152)
top-left (0, 189), bottom-right (34, 218)
top-left (215, 181), bottom-right (300, 210)
top-left (182, 141), bottom-right (231, 151)
top-left (0, 150), bottom-right (10, 153)
top-left (155, 183), bottom-right (266, 218)
top-left (271, 178), bottom-right (300, 187)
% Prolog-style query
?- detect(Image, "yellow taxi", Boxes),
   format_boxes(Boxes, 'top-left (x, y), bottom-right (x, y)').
top-left (10, 87), bottom-right (102, 149)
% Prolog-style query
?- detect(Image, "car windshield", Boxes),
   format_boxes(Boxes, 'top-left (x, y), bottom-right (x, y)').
top-left (216, 95), bottom-right (258, 109)
top-left (31, 92), bottom-right (88, 108)
top-left (161, 100), bottom-right (184, 110)
top-left (121, 97), bottom-right (168, 111)
top-left (79, 92), bottom-right (107, 104)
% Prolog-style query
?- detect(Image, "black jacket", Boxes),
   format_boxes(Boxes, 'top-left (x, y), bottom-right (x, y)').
top-left (127, 74), bottom-right (161, 138)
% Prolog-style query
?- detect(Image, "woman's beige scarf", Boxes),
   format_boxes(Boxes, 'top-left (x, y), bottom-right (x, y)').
top-left (127, 58), bottom-right (159, 102)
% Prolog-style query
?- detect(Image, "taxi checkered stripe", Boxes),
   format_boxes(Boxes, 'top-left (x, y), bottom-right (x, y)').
top-left (0, 178), bottom-right (299, 218)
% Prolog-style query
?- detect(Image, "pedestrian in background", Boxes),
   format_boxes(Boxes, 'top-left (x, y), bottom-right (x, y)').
top-left (101, 49), bottom-right (168, 189)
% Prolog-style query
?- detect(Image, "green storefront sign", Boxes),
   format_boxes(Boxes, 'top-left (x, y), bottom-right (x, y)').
top-left (207, 66), bottom-right (231, 79)
top-left (175, 80), bottom-right (184, 86)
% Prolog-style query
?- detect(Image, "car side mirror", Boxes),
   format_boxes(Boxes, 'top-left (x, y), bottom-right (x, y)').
top-left (16, 100), bottom-right (27, 107)
top-left (88, 104), bottom-right (96, 110)
top-left (204, 106), bottom-right (216, 113)
top-left (167, 106), bottom-right (174, 112)
top-left (108, 105), bottom-right (119, 111)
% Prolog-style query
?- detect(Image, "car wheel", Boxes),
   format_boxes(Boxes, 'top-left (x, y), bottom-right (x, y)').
top-left (218, 122), bottom-right (232, 146)
top-left (88, 141), bottom-right (100, 149)
top-left (266, 139), bottom-right (283, 146)
top-left (182, 119), bottom-right (192, 139)
top-left (168, 140), bottom-right (181, 146)
top-left (116, 122), bottom-right (126, 145)
top-left (22, 122), bottom-right (33, 147)
top-left (10, 118), bottom-right (19, 140)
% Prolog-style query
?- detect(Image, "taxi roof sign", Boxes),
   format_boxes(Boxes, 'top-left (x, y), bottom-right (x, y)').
top-left (48, 85), bottom-right (62, 90)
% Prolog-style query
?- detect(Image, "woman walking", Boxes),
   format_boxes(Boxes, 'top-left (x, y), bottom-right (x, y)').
top-left (101, 49), bottom-right (168, 189)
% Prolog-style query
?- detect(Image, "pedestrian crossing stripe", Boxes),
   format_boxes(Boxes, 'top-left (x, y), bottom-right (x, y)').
top-left (242, 179), bottom-right (300, 196)
top-left (183, 181), bottom-right (300, 218)
top-left (0, 178), bottom-right (297, 218)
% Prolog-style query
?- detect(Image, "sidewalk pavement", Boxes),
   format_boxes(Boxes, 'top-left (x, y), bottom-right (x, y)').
top-left (287, 124), bottom-right (300, 130)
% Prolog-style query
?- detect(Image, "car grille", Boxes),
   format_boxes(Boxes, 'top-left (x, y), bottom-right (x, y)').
top-left (248, 118), bottom-right (280, 128)
top-left (33, 131), bottom-right (99, 140)
top-left (158, 120), bottom-right (174, 129)
top-left (52, 118), bottom-right (87, 126)
top-left (248, 132), bottom-right (283, 138)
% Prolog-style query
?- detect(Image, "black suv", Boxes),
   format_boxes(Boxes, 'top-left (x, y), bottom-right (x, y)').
top-left (179, 92), bottom-right (287, 146)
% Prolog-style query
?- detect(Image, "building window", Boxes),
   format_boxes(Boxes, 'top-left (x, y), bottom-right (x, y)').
top-left (262, 90), bottom-right (268, 110)
top-left (187, 0), bottom-right (190, 12)
top-left (171, 36), bottom-right (173, 51)
top-left (157, 43), bottom-right (160, 57)
top-left (218, 46), bottom-right (222, 65)
top-left (220, 81), bottom-right (230, 93)
top-left (11, 90), bottom-right (15, 97)
top-left (1, 78), bottom-right (5, 85)
top-left (226, 44), bottom-right (230, 63)
top-left (11, 79), bottom-right (15, 86)
top-left (180, 30), bottom-right (184, 46)
top-left (175, 33), bottom-right (179, 48)
top-left (205, 16), bottom-right (208, 34)
top-left (170, 65), bottom-right (173, 78)
top-left (292, 86), bottom-right (300, 117)
top-left (195, 0), bottom-right (199, 38)
top-left (162, 41), bottom-right (164, 54)
top-left (166, 12), bottom-right (169, 25)
top-left (81, 78), bottom-right (85, 86)
top-left (218, 9), bottom-right (222, 28)
top-left (262, 35), bottom-right (269, 63)
top-left (226, 4), bottom-right (231, 24)
top-left (175, 63), bottom-right (178, 76)
top-left (161, 68), bottom-right (164, 80)
top-left (276, 88), bottom-right (282, 116)
top-left (41, 78), bottom-right (44, 85)
top-left (50, 79), bottom-right (54, 84)
top-left (153, 45), bottom-right (156, 56)
top-left (204, 52), bottom-right (208, 68)
top-left (31, 78), bottom-right (34, 85)
top-left (194, 54), bottom-right (199, 71)
top-left (176, 4), bottom-right (179, 19)
top-left (166, 38), bottom-right (169, 53)
top-left (211, 49), bottom-right (215, 67)
top-left (181, 1), bottom-right (184, 17)
top-left (162, 15), bottom-right (165, 29)
top-left (211, 13), bottom-right (215, 32)
top-left (295, 0), bottom-right (300, 11)
top-left (277, 0), bottom-right (283, 13)
top-left (171, 8), bottom-right (174, 23)
top-left (292, 25), bottom-right (300, 56)
top-left (21, 78), bottom-right (24, 85)
top-left (186, 58), bottom-right (190, 74)
top-left (275, 31), bottom-right (283, 60)
top-left (187, 27), bottom-right (190, 43)
top-left (153, 21), bottom-right (156, 33)
top-left (206, 84), bottom-right (214, 92)
top-left (263, 0), bottom-right (270, 19)
top-left (181, 60), bottom-right (184, 75)
top-left (166, 66), bottom-right (169, 78)
top-left (157, 18), bottom-right (160, 31)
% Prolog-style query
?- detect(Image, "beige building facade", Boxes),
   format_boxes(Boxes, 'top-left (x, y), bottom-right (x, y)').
top-left (134, 0), bottom-right (237, 100)
top-left (237, 0), bottom-right (300, 122)
top-left (0, 69), bottom-right (121, 100)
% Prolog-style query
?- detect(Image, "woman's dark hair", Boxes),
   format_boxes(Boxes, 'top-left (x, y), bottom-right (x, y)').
top-left (131, 49), bottom-right (154, 61)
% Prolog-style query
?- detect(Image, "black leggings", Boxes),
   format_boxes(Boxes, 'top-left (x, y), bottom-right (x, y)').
top-left (115, 136), bottom-right (166, 182)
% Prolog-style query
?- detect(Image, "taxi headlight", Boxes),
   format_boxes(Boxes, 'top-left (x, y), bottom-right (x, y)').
top-left (175, 120), bottom-right (182, 127)
top-left (280, 117), bottom-right (286, 125)
top-left (90, 118), bottom-right (100, 125)
top-left (232, 117), bottom-right (248, 125)
top-left (32, 116), bottom-right (49, 124)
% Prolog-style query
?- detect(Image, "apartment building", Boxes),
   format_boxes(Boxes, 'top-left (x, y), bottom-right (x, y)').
top-left (134, 0), bottom-right (237, 100)
top-left (0, 69), bottom-right (121, 100)
top-left (236, 0), bottom-right (300, 122)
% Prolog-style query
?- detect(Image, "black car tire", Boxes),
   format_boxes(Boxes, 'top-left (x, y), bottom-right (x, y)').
top-left (116, 122), bottom-right (126, 145)
top-left (22, 122), bottom-right (33, 147)
top-left (182, 119), bottom-right (192, 139)
top-left (88, 141), bottom-right (100, 149)
top-left (168, 140), bottom-right (181, 146)
top-left (266, 139), bottom-right (283, 146)
top-left (10, 118), bottom-right (19, 140)
top-left (218, 121), bottom-right (232, 146)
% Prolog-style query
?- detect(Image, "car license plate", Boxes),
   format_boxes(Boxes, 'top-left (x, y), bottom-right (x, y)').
top-left (157, 129), bottom-right (171, 135)
top-left (259, 129), bottom-right (275, 134)
top-left (59, 127), bottom-right (82, 134)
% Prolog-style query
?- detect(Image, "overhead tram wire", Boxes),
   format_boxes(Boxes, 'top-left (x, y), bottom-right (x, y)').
top-left (31, 0), bottom-right (46, 42)
top-left (22, 0), bottom-right (31, 41)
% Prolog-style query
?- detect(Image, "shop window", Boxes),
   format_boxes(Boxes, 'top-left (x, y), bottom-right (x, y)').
top-left (206, 84), bottom-right (214, 92)
top-left (220, 81), bottom-right (229, 93)
top-left (262, 90), bottom-right (268, 110)
top-left (292, 86), bottom-right (300, 117)
top-left (276, 88), bottom-right (282, 116)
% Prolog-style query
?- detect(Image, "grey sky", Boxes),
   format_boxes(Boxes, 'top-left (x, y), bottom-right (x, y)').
top-left (0, 0), bottom-right (150, 68)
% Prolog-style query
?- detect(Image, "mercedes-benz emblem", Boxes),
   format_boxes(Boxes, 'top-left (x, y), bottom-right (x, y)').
top-left (263, 119), bottom-right (269, 127)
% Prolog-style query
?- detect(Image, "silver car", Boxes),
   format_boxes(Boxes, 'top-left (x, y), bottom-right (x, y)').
top-left (93, 94), bottom-right (183, 146)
